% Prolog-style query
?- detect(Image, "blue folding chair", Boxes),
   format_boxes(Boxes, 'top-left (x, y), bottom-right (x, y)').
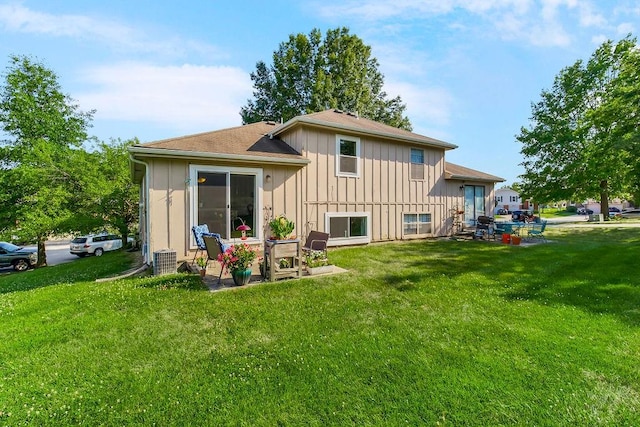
top-left (191, 224), bottom-right (213, 263)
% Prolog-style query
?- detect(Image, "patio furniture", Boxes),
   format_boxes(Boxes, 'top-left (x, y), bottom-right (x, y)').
top-left (302, 230), bottom-right (330, 257)
top-left (526, 220), bottom-right (548, 242)
top-left (203, 234), bottom-right (228, 284)
top-left (191, 224), bottom-right (213, 263)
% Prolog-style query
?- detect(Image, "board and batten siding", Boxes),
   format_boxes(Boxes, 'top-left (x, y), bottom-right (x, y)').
top-left (147, 158), bottom-right (190, 258)
top-left (282, 126), bottom-right (452, 241)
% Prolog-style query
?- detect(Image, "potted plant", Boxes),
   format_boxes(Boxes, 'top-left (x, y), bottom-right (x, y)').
top-left (195, 256), bottom-right (208, 278)
top-left (217, 243), bottom-right (257, 286)
top-left (304, 250), bottom-right (333, 275)
top-left (269, 214), bottom-right (295, 240)
top-left (236, 217), bottom-right (251, 240)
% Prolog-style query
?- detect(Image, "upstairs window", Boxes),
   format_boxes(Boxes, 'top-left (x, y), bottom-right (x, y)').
top-left (410, 148), bottom-right (425, 180)
top-left (336, 135), bottom-right (360, 177)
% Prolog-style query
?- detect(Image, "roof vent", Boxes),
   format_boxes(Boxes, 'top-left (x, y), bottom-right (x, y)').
top-left (266, 120), bottom-right (276, 125)
top-left (333, 109), bottom-right (343, 114)
top-left (346, 111), bottom-right (359, 118)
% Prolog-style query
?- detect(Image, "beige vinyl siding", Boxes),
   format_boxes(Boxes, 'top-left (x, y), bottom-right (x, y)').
top-left (284, 126), bottom-right (451, 242)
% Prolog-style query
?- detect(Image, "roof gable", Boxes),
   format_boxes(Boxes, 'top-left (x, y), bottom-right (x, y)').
top-left (272, 109), bottom-right (457, 150)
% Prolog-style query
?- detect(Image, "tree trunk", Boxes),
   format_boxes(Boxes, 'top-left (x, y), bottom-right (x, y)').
top-left (600, 180), bottom-right (609, 221)
top-left (37, 237), bottom-right (47, 267)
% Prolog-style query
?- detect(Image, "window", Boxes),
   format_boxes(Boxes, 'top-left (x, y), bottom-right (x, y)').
top-left (325, 212), bottom-right (371, 246)
top-left (496, 196), bottom-right (503, 203)
top-left (336, 135), bottom-right (360, 177)
top-left (403, 213), bottom-right (432, 236)
top-left (510, 195), bottom-right (519, 202)
top-left (190, 165), bottom-right (262, 244)
top-left (410, 148), bottom-right (425, 180)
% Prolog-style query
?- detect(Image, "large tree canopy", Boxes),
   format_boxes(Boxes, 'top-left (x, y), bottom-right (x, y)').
top-left (0, 55), bottom-right (94, 265)
top-left (517, 36), bottom-right (640, 212)
top-left (241, 27), bottom-right (412, 130)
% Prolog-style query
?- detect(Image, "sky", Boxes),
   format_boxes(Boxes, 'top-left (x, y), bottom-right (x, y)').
top-left (1, 0), bottom-right (639, 186)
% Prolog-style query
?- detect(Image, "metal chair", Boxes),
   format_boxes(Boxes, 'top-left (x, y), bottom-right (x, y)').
top-left (302, 230), bottom-right (329, 256)
top-left (203, 234), bottom-right (228, 284)
top-left (526, 220), bottom-right (548, 242)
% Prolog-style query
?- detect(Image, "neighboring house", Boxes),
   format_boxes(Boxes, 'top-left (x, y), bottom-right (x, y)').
top-left (494, 187), bottom-right (522, 213)
top-left (130, 109), bottom-right (504, 264)
top-left (583, 198), bottom-right (627, 214)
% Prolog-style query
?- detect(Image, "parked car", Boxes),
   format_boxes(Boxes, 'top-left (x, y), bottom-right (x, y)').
top-left (608, 207), bottom-right (622, 218)
top-left (511, 210), bottom-right (535, 222)
top-left (621, 208), bottom-right (640, 219)
top-left (577, 207), bottom-right (593, 215)
top-left (70, 234), bottom-right (131, 257)
top-left (495, 208), bottom-right (509, 215)
top-left (0, 241), bottom-right (37, 271)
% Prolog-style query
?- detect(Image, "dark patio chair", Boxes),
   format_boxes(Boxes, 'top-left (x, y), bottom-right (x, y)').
top-left (302, 230), bottom-right (330, 256)
top-left (203, 234), bottom-right (228, 284)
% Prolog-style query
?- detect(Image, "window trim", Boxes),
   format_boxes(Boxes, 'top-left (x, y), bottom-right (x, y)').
top-left (335, 134), bottom-right (360, 178)
top-left (402, 212), bottom-right (433, 238)
top-left (189, 165), bottom-right (263, 248)
top-left (325, 211), bottom-right (371, 246)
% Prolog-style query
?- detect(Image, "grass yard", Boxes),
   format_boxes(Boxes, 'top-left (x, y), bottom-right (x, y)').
top-left (1, 228), bottom-right (639, 425)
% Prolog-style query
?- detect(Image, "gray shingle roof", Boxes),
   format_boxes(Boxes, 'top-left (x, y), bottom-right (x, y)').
top-left (445, 162), bottom-right (505, 182)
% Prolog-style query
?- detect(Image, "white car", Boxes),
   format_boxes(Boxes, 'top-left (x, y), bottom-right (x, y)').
top-left (621, 208), bottom-right (640, 219)
top-left (70, 234), bottom-right (130, 257)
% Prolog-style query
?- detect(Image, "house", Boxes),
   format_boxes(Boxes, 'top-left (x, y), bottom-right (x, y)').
top-left (494, 186), bottom-right (522, 213)
top-left (129, 109), bottom-right (504, 265)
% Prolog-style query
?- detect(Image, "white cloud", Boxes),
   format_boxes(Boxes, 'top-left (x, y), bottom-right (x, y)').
top-left (315, 0), bottom-right (617, 48)
top-left (385, 80), bottom-right (454, 131)
top-left (617, 22), bottom-right (635, 35)
top-left (0, 3), bottom-right (221, 58)
top-left (76, 63), bottom-right (252, 135)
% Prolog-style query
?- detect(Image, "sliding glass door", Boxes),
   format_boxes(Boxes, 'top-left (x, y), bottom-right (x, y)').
top-left (191, 166), bottom-right (261, 241)
top-left (464, 185), bottom-right (485, 225)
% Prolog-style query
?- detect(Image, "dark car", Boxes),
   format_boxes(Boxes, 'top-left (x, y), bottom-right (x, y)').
top-left (495, 208), bottom-right (508, 215)
top-left (609, 207), bottom-right (621, 217)
top-left (577, 207), bottom-right (593, 215)
top-left (511, 210), bottom-right (535, 222)
top-left (0, 241), bottom-right (37, 271)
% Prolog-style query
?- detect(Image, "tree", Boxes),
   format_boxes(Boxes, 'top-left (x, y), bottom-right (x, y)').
top-left (0, 55), bottom-right (94, 265)
top-left (94, 139), bottom-right (140, 245)
top-left (241, 27), bottom-right (412, 130)
top-left (517, 36), bottom-right (638, 214)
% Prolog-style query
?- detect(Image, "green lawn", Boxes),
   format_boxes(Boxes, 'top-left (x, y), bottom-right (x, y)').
top-left (1, 228), bottom-right (639, 425)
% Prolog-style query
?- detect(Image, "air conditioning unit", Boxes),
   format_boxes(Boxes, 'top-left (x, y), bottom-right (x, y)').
top-left (153, 249), bottom-right (176, 276)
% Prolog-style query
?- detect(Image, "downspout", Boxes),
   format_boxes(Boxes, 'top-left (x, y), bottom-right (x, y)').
top-left (129, 154), bottom-right (151, 265)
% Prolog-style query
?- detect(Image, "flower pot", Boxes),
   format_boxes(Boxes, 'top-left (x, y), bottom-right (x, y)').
top-left (511, 235), bottom-right (522, 245)
top-left (232, 269), bottom-right (251, 286)
top-left (199, 268), bottom-right (206, 278)
top-left (502, 233), bottom-right (511, 244)
top-left (307, 265), bottom-right (333, 275)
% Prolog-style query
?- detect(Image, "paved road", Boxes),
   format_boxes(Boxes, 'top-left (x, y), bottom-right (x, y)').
top-left (44, 240), bottom-right (78, 266)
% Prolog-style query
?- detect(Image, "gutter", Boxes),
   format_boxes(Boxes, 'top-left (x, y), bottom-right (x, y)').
top-left (128, 146), bottom-right (311, 166)
top-left (129, 154), bottom-right (151, 265)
